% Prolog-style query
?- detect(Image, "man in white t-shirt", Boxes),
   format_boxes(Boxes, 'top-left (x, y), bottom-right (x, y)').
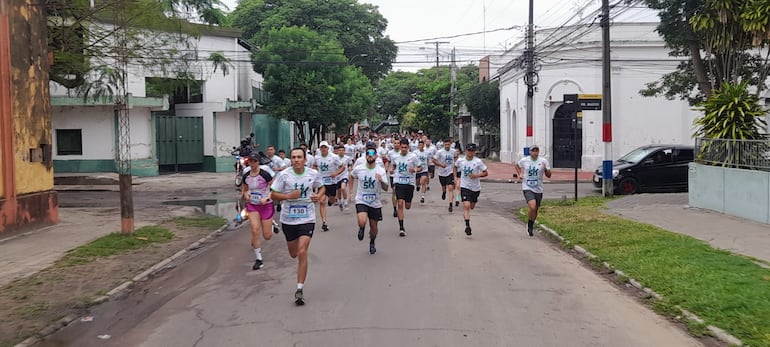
top-left (433, 139), bottom-right (458, 212)
top-left (351, 143), bottom-right (390, 254)
top-left (389, 138), bottom-right (422, 237)
top-left (334, 144), bottom-right (354, 211)
top-left (270, 148), bottom-right (324, 306)
top-left (515, 144), bottom-right (552, 237)
top-left (313, 141), bottom-right (345, 232)
top-left (454, 143), bottom-right (488, 236)
top-left (266, 145), bottom-right (287, 173)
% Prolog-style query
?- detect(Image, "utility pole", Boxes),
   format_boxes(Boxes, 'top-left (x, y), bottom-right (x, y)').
top-left (601, 0), bottom-right (614, 197)
top-left (524, 0), bottom-right (538, 155)
top-left (425, 41), bottom-right (449, 80)
top-left (116, 0), bottom-right (134, 234)
top-left (450, 47), bottom-right (457, 140)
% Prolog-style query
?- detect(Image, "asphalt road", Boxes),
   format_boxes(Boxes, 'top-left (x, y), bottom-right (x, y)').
top-left (42, 181), bottom-right (699, 347)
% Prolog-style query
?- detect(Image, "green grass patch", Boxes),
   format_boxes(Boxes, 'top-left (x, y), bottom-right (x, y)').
top-left (57, 226), bottom-right (174, 267)
top-left (528, 196), bottom-right (770, 346)
top-left (173, 216), bottom-right (226, 229)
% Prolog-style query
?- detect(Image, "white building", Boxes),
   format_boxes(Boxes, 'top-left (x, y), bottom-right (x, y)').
top-left (494, 21), bottom-right (698, 171)
top-left (50, 24), bottom-right (291, 176)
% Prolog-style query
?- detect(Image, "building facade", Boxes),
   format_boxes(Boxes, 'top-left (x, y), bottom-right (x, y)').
top-left (50, 24), bottom-right (291, 176)
top-left (496, 22), bottom-right (698, 171)
top-left (0, 0), bottom-right (59, 233)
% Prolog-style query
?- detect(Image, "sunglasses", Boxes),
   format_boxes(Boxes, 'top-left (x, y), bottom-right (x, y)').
top-left (366, 149), bottom-right (377, 156)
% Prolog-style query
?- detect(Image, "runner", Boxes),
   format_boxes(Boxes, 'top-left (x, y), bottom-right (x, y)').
top-left (414, 141), bottom-right (430, 203)
top-left (433, 139), bottom-right (458, 212)
top-left (270, 148), bottom-right (325, 306)
top-left (386, 143), bottom-right (399, 218)
top-left (300, 143), bottom-right (314, 168)
top-left (515, 144), bottom-right (551, 237)
top-left (266, 145), bottom-right (287, 173)
top-left (425, 137), bottom-right (438, 188)
top-left (313, 141), bottom-right (345, 232)
top-left (334, 144), bottom-right (353, 211)
top-left (453, 141), bottom-right (463, 207)
top-left (389, 138), bottom-right (422, 237)
top-left (351, 144), bottom-right (390, 254)
top-left (241, 152), bottom-right (276, 270)
top-left (454, 143), bottom-right (488, 236)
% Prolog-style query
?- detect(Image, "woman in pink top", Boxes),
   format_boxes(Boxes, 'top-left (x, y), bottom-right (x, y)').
top-left (241, 152), bottom-right (276, 270)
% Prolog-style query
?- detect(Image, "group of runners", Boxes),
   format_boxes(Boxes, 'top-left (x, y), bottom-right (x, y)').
top-left (239, 135), bottom-right (551, 306)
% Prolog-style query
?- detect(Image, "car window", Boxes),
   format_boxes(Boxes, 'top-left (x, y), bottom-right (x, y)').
top-left (674, 149), bottom-right (694, 162)
top-left (644, 149), bottom-right (673, 165)
top-left (619, 147), bottom-right (655, 164)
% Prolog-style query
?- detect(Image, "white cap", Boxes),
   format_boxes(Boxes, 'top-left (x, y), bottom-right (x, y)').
top-left (319, 141), bottom-right (330, 148)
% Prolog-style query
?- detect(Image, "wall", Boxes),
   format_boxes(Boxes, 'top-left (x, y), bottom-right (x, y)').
top-left (497, 23), bottom-right (698, 170)
top-left (689, 163), bottom-right (770, 224)
top-left (0, 0), bottom-right (58, 233)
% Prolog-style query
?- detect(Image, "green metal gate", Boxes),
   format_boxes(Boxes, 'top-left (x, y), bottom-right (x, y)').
top-left (155, 114), bottom-right (204, 171)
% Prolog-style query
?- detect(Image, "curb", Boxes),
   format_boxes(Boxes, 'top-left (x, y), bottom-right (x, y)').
top-left (481, 178), bottom-right (593, 184)
top-left (536, 222), bottom-right (744, 346)
top-left (14, 223), bottom-right (231, 347)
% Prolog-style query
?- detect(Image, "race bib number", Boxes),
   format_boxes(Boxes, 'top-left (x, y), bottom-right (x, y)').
top-left (323, 176), bottom-right (333, 185)
top-left (398, 176), bottom-right (410, 184)
top-left (362, 194), bottom-right (376, 203)
top-left (445, 158), bottom-right (453, 165)
top-left (527, 179), bottom-right (539, 187)
top-left (249, 192), bottom-right (263, 204)
top-left (288, 204), bottom-right (309, 218)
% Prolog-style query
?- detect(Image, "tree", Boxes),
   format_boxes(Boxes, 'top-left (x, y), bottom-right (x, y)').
top-left (47, 0), bottom-right (227, 91)
top-left (374, 71), bottom-right (424, 123)
top-left (641, 0), bottom-right (770, 105)
top-left (253, 26), bottom-right (372, 144)
top-left (229, 0), bottom-right (397, 81)
top-left (463, 81), bottom-right (500, 134)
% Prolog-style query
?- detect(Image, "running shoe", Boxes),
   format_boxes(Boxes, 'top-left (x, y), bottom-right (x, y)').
top-left (420, 196), bottom-right (425, 203)
top-left (465, 226), bottom-right (472, 236)
top-left (322, 222), bottom-right (329, 232)
top-left (369, 243), bottom-right (376, 255)
top-left (399, 230), bottom-right (406, 237)
top-left (442, 191), bottom-right (446, 200)
top-left (294, 289), bottom-right (305, 306)
top-left (357, 228), bottom-right (365, 241)
top-left (272, 220), bottom-right (280, 234)
top-left (455, 200), bottom-right (459, 207)
top-left (252, 259), bottom-right (264, 270)
top-left (527, 225), bottom-right (534, 237)
top-left (393, 207), bottom-right (398, 218)
top-left (448, 204), bottom-right (453, 213)
top-left (340, 202), bottom-right (344, 211)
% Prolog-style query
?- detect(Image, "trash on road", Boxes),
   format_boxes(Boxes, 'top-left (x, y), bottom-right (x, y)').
top-left (81, 315), bottom-right (94, 322)
top-left (97, 334), bottom-right (111, 340)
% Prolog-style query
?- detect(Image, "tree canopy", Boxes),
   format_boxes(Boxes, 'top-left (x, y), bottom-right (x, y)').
top-left (229, 0), bottom-right (397, 81)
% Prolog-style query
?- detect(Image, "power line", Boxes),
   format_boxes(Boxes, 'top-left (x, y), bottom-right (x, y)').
top-left (394, 25), bottom-right (522, 44)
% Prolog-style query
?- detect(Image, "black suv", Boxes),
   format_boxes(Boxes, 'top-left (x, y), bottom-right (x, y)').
top-left (593, 145), bottom-right (694, 194)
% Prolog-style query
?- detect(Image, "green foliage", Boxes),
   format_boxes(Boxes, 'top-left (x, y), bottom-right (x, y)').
top-left (253, 26), bottom-right (373, 143)
top-left (173, 216), bottom-right (227, 229)
top-left (208, 52), bottom-right (233, 77)
top-left (57, 226), bottom-right (174, 267)
top-left (463, 81), bottom-right (500, 134)
top-left (694, 81), bottom-right (767, 139)
top-left (47, 0), bottom-right (226, 91)
top-left (229, 0), bottom-right (397, 81)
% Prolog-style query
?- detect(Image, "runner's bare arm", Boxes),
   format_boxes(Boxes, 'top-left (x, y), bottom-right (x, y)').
top-left (270, 189), bottom-right (301, 202)
top-left (310, 186), bottom-right (326, 202)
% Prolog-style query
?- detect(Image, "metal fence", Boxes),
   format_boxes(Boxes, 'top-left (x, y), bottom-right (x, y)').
top-left (695, 137), bottom-right (770, 171)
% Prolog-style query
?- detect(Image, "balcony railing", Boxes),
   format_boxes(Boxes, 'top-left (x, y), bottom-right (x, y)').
top-left (695, 137), bottom-right (770, 171)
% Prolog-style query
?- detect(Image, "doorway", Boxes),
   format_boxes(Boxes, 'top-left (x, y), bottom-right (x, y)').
top-left (552, 104), bottom-right (582, 168)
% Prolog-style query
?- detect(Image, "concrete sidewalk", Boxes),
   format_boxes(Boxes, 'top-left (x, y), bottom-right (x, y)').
top-left (481, 160), bottom-right (594, 183)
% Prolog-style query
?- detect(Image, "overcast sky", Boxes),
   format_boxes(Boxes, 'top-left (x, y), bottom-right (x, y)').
top-left (221, 0), bottom-right (655, 72)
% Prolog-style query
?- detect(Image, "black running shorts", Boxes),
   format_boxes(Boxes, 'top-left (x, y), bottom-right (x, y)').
top-left (355, 204), bottom-right (383, 221)
top-left (282, 223), bottom-right (315, 242)
top-left (461, 188), bottom-right (480, 203)
top-left (416, 172), bottom-right (429, 180)
top-left (438, 174), bottom-right (455, 187)
top-left (324, 184), bottom-right (338, 197)
top-left (394, 183), bottom-right (415, 203)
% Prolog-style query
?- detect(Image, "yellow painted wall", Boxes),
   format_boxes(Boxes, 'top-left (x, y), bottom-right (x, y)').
top-left (10, 0), bottom-right (54, 195)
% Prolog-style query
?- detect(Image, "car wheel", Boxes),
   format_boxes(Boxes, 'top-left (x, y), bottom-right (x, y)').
top-left (618, 177), bottom-right (639, 195)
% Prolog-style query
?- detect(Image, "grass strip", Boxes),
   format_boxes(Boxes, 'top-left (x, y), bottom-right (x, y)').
top-left (526, 196), bottom-right (770, 347)
top-left (173, 215), bottom-right (226, 229)
top-left (56, 226), bottom-right (174, 267)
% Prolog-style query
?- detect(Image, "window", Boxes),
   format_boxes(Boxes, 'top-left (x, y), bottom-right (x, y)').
top-left (675, 149), bottom-right (694, 162)
top-left (145, 77), bottom-right (203, 104)
top-left (56, 129), bottom-right (83, 155)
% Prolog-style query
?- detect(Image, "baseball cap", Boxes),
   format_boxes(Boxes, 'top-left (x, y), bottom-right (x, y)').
top-left (530, 144), bottom-right (540, 150)
top-left (366, 141), bottom-right (376, 148)
top-left (466, 143), bottom-right (478, 151)
top-left (417, 130), bottom-right (424, 134)
top-left (319, 141), bottom-right (330, 148)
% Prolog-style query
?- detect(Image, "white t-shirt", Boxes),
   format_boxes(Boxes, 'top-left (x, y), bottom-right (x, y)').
top-left (344, 144), bottom-right (356, 158)
top-left (270, 168), bottom-right (323, 225)
top-left (389, 151), bottom-right (421, 186)
top-left (425, 145), bottom-right (438, 166)
top-left (305, 153), bottom-right (315, 168)
top-left (456, 156), bottom-right (488, 192)
top-left (414, 149), bottom-right (430, 173)
top-left (336, 154), bottom-right (354, 183)
top-left (314, 153), bottom-right (342, 186)
top-left (281, 157), bottom-right (291, 168)
top-left (268, 155), bottom-right (286, 171)
top-left (352, 164), bottom-right (389, 208)
top-left (435, 148), bottom-right (457, 177)
top-left (518, 156), bottom-right (551, 193)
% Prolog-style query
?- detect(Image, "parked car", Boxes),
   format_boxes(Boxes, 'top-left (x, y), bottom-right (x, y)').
top-left (593, 145), bottom-right (694, 194)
